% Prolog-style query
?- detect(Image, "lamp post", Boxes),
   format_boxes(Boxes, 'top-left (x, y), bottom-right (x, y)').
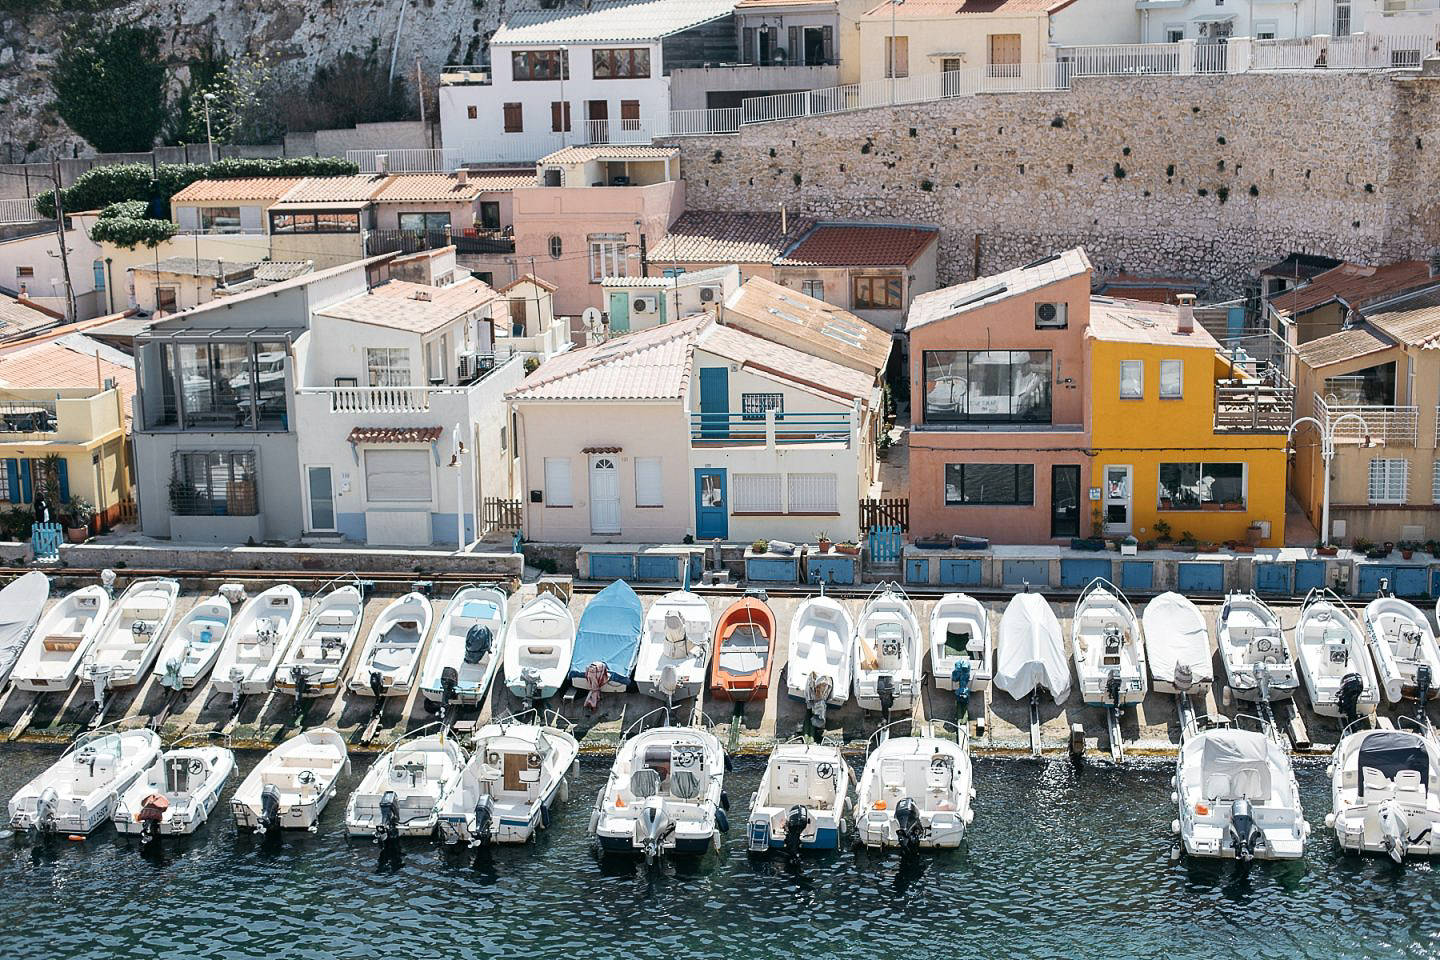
top-left (1288, 412), bottom-right (1369, 546)
top-left (889, 0), bottom-right (905, 104)
top-left (450, 423), bottom-right (468, 552)
top-left (202, 92), bottom-right (218, 164)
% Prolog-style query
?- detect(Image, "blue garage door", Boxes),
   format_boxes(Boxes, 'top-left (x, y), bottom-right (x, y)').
top-left (590, 554), bottom-right (634, 581)
top-left (1178, 561), bottom-right (1224, 594)
top-left (1393, 566), bottom-right (1430, 598)
top-left (1061, 557), bottom-right (1113, 589)
top-left (636, 554), bottom-right (680, 581)
top-left (940, 557), bottom-right (983, 587)
top-left (1003, 559), bottom-right (1049, 588)
top-left (1253, 562), bottom-right (1292, 595)
top-left (1120, 560), bottom-right (1153, 592)
top-left (906, 557), bottom-right (931, 585)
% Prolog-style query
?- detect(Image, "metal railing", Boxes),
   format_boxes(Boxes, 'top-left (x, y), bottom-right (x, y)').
top-left (0, 198), bottom-right (44, 224)
top-left (0, 402), bottom-right (57, 433)
top-left (1435, 404), bottom-right (1440, 444)
top-left (1315, 393), bottom-right (1419, 444)
top-left (347, 148), bottom-right (463, 174)
top-left (1251, 32), bottom-right (1436, 70)
top-left (689, 411), bottom-right (852, 446)
top-left (1214, 383), bottom-right (1295, 432)
top-left (365, 228), bottom-right (513, 257)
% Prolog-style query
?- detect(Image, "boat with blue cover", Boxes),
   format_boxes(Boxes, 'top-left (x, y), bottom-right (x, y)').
top-left (569, 580), bottom-right (643, 708)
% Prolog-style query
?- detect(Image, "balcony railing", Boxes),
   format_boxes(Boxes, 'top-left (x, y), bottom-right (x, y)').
top-left (689, 410), bottom-right (852, 447)
top-left (365, 228), bottom-right (514, 258)
top-left (0, 401), bottom-right (58, 434)
top-left (1315, 393), bottom-right (1419, 444)
top-left (304, 368), bottom-right (500, 414)
top-left (1214, 382), bottom-right (1295, 432)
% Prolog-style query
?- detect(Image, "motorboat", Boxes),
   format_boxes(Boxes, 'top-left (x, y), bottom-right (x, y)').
top-left (1328, 726), bottom-right (1440, 862)
top-left (8, 725), bottom-right (161, 835)
top-left (1141, 591), bottom-right (1213, 696)
top-left (419, 586), bottom-right (509, 713)
top-left (852, 584), bottom-right (924, 714)
top-left (1071, 579), bottom-right (1146, 708)
top-left (634, 589), bottom-right (713, 708)
top-left (504, 592), bottom-right (575, 702)
top-left (0, 571), bottom-right (49, 690)
top-left (231, 727), bottom-right (350, 834)
top-left (569, 580), bottom-right (643, 709)
top-left (853, 720), bottom-right (974, 852)
top-left (1295, 589), bottom-right (1379, 720)
top-left (112, 739), bottom-right (235, 841)
top-left (589, 715), bottom-right (728, 862)
top-left (746, 742), bottom-right (853, 853)
top-left (993, 591), bottom-right (1070, 705)
top-left (211, 584), bottom-right (304, 700)
top-left (1216, 592), bottom-right (1299, 703)
top-left (348, 592), bottom-right (433, 698)
top-left (273, 581), bottom-right (364, 700)
top-left (929, 592), bottom-right (991, 693)
top-left (1172, 728), bottom-right (1308, 860)
top-left (345, 727), bottom-right (467, 841)
top-left (9, 584), bottom-right (111, 693)
top-left (785, 594), bottom-right (854, 727)
top-left (155, 593), bottom-right (232, 692)
top-left (710, 593), bottom-right (777, 703)
top-left (81, 578), bottom-right (179, 707)
top-left (438, 713), bottom-right (580, 847)
top-left (1363, 594), bottom-right (1440, 704)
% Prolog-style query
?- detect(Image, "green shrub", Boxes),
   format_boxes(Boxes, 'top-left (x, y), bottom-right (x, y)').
top-left (54, 22), bottom-right (168, 153)
top-left (88, 201), bottom-right (177, 249)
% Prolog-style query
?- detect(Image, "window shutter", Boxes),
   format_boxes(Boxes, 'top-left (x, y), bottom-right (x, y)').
top-left (552, 101), bottom-right (563, 132)
top-left (5, 459), bottom-right (17, 503)
top-left (744, 27), bottom-right (755, 63)
top-left (788, 26), bottom-right (800, 62)
top-left (733, 473), bottom-right (782, 512)
top-left (787, 473), bottom-right (837, 513)
top-left (823, 25), bottom-right (834, 62)
top-left (56, 458), bottom-right (70, 503)
top-left (634, 457), bottom-right (663, 507)
top-left (364, 449), bottom-right (431, 503)
top-left (544, 458), bottom-right (573, 506)
top-left (19, 459), bottom-right (31, 504)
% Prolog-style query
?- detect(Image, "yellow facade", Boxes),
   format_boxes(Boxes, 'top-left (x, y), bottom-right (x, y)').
top-left (0, 388), bottom-right (131, 528)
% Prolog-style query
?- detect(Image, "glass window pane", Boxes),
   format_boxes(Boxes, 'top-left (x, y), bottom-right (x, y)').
top-left (252, 341), bottom-right (289, 429)
top-left (1206, 463), bottom-right (1245, 504)
top-left (967, 351), bottom-right (1013, 420)
top-left (1160, 359), bottom-right (1183, 398)
top-left (1120, 360), bottom-right (1143, 398)
top-left (399, 213), bottom-right (426, 232)
top-left (1012, 351), bottom-right (1051, 422)
top-left (944, 463), bottom-right (963, 505)
top-left (924, 351), bottom-right (965, 423)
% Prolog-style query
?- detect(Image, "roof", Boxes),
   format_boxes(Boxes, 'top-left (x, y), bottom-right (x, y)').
top-left (776, 223), bottom-right (938, 268)
top-left (1258, 252), bottom-right (1343, 281)
top-left (0, 294), bottom-right (59, 341)
top-left (736, 0), bottom-right (835, 6)
top-left (0, 338), bottom-right (136, 420)
top-left (371, 174), bottom-right (485, 203)
top-left (272, 175), bottom-right (391, 207)
top-left (491, 0), bottom-right (737, 45)
top-left (508, 315), bottom-right (708, 402)
top-left (1366, 288), bottom-right (1440, 350)
top-left (722, 276), bottom-right (890, 376)
top-left (907, 248), bottom-right (1093, 331)
top-left (132, 257), bottom-right (261, 280)
top-left (316, 278), bottom-right (497, 336)
top-left (1270, 260), bottom-right (1435, 318)
top-left (78, 311), bottom-right (156, 343)
top-left (862, 0), bottom-right (1069, 17)
top-left (348, 426), bottom-right (444, 444)
top-left (651, 210), bottom-right (816, 264)
top-left (169, 177), bottom-right (301, 204)
top-left (1295, 325), bottom-right (1395, 367)
top-left (498, 273), bottom-right (558, 294)
top-left (698, 322), bottom-right (873, 403)
top-left (468, 171), bottom-right (538, 191)
top-left (601, 265), bottom-right (736, 288)
top-left (540, 145), bottom-right (678, 165)
top-left (216, 260), bottom-right (315, 295)
top-left (1086, 297), bottom-right (1221, 349)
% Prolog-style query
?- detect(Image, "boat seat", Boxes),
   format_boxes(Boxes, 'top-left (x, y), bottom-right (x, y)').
top-left (43, 633), bottom-right (83, 652)
top-left (926, 756), bottom-right (953, 792)
top-left (1204, 773), bottom-right (1231, 801)
top-left (1362, 766), bottom-right (1392, 798)
top-left (131, 604), bottom-right (169, 620)
top-left (317, 612), bottom-right (356, 627)
top-left (1394, 769), bottom-right (1425, 798)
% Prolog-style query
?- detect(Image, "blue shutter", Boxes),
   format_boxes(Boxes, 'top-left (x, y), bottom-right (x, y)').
top-left (4, 459), bottom-right (17, 504)
top-left (19, 460), bottom-right (32, 504)
top-left (55, 459), bottom-right (70, 503)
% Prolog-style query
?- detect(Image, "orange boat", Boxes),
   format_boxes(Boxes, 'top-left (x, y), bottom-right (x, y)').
top-left (710, 594), bottom-right (776, 702)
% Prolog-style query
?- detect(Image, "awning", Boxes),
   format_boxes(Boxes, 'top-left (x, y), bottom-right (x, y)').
top-left (582, 445), bottom-right (622, 453)
top-left (348, 426), bottom-right (443, 444)
top-left (1192, 12), bottom-right (1236, 21)
top-left (268, 199), bottom-right (371, 211)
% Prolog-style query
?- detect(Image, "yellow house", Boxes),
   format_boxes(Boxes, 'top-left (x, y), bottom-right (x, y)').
top-left (1088, 296), bottom-right (1290, 547)
top-left (857, 0), bottom-right (1067, 88)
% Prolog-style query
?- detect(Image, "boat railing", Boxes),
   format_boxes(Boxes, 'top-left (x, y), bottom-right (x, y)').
top-left (1339, 715), bottom-right (1378, 740)
top-left (624, 704), bottom-right (691, 739)
top-left (1396, 714), bottom-right (1434, 737)
top-left (308, 572), bottom-right (366, 604)
top-left (494, 706), bottom-right (575, 735)
top-left (1077, 577), bottom-right (1140, 631)
top-left (70, 714), bottom-right (148, 747)
top-left (381, 719), bottom-right (451, 754)
top-left (1231, 712), bottom-right (1268, 734)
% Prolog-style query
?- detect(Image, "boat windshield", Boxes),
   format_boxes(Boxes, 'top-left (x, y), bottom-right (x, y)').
top-left (72, 731), bottom-right (123, 759)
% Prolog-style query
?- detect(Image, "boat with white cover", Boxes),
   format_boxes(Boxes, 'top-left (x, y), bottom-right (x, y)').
top-left (634, 589), bottom-right (712, 707)
top-left (1295, 589), bottom-right (1379, 719)
top-left (504, 592), bottom-right (575, 702)
top-left (9, 584), bottom-right (111, 693)
top-left (1172, 728), bottom-right (1309, 860)
top-left (1328, 725), bottom-right (1440, 861)
top-left (273, 581), bottom-right (364, 699)
top-left (854, 720), bottom-right (974, 851)
top-left (211, 584), bottom-right (304, 699)
top-left (419, 586), bottom-right (508, 711)
top-left (438, 713), bottom-right (580, 847)
top-left (1216, 592), bottom-right (1299, 703)
top-left (81, 578), bottom-right (179, 706)
top-left (112, 739), bottom-right (235, 840)
top-left (1362, 594), bottom-right (1440, 704)
top-left (852, 584), bottom-right (923, 714)
top-left (994, 592), bottom-right (1070, 705)
top-left (348, 592), bottom-right (433, 698)
top-left (785, 593), bottom-right (854, 727)
top-left (0, 571), bottom-right (49, 690)
top-left (345, 726), bottom-right (466, 840)
top-left (746, 741), bottom-right (852, 853)
top-left (231, 727), bottom-right (350, 834)
top-left (155, 593), bottom-right (232, 692)
top-left (1071, 579), bottom-right (1146, 708)
top-left (8, 725), bottom-right (161, 835)
top-left (1141, 591), bottom-right (1213, 696)
top-left (929, 593), bottom-right (990, 693)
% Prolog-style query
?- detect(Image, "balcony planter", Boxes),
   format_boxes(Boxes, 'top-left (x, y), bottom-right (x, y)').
top-left (1316, 544), bottom-right (1339, 557)
top-left (1120, 536), bottom-right (1138, 556)
top-left (834, 542), bottom-right (860, 556)
top-left (1159, 498), bottom-right (1174, 511)
top-left (1221, 502), bottom-right (1244, 511)
top-left (1070, 537), bottom-right (1106, 552)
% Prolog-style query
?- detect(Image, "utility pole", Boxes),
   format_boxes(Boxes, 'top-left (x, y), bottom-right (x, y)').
top-left (49, 158), bottom-right (77, 323)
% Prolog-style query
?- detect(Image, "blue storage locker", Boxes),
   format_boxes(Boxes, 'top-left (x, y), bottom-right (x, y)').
top-left (808, 553), bottom-right (856, 586)
top-left (1120, 560), bottom-right (1153, 592)
top-left (1294, 560), bottom-right (1327, 593)
top-left (940, 557), bottom-right (983, 587)
top-left (1061, 557), bottom-right (1112, 589)
top-left (589, 553), bottom-right (634, 581)
top-left (1003, 559), bottom-right (1049, 588)
top-left (1393, 566), bottom-right (1429, 598)
top-left (1253, 562), bottom-right (1293, 595)
top-left (906, 557), bottom-right (932, 585)
top-left (1178, 561), bottom-right (1224, 594)
top-left (747, 555), bottom-right (799, 583)
top-left (1356, 564), bottom-right (1393, 597)
top-left (635, 554), bottom-right (680, 581)
top-left (1432, 568), bottom-right (1440, 598)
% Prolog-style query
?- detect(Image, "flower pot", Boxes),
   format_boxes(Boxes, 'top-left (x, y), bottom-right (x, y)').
top-left (1402, 549), bottom-right (1414, 560)
top-left (65, 526), bottom-right (87, 543)
top-left (835, 544), bottom-right (859, 556)
top-left (1316, 545), bottom-right (1338, 556)
top-left (817, 539), bottom-right (832, 554)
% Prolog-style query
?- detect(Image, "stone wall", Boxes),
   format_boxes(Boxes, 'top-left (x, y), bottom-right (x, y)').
top-left (663, 72), bottom-right (1440, 295)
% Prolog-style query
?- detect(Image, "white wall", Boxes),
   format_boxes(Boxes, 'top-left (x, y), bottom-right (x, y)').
top-left (0, 217), bottom-right (105, 315)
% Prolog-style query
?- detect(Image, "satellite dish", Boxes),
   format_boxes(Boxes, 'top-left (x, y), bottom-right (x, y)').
top-left (582, 306), bottom-right (602, 329)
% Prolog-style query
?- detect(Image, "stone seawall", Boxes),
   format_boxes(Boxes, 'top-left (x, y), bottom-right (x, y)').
top-left (664, 72), bottom-right (1440, 295)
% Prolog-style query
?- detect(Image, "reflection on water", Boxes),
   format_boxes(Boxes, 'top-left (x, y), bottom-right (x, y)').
top-left (2, 748), bottom-right (1438, 960)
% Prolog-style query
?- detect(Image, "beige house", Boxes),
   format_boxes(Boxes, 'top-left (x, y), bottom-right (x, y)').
top-left (857, 0), bottom-right (1072, 87)
top-left (130, 257), bottom-right (313, 315)
top-left (1269, 259), bottom-right (1437, 346)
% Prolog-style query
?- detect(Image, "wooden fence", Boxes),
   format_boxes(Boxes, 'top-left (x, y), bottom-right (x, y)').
top-left (483, 497), bottom-right (523, 532)
top-left (860, 497), bottom-right (909, 531)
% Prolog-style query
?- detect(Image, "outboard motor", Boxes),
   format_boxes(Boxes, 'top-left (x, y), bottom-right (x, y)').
top-left (375, 790), bottom-right (400, 845)
top-left (1378, 799), bottom-right (1410, 864)
top-left (469, 794), bottom-right (495, 849)
top-left (138, 793), bottom-right (168, 846)
top-left (876, 674), bottom-right (896, 718)
top-left (1416, 664), bottom-right (1433, 726)
top-left (32, 786), bottom-right (59, 837)
top-left (438, 667), bottom-right (459, 723)
top-left (783, 804), bottom-right (811, 855)
top-left (951, 659), bottom-right (972, 720)
top-left (893, 797), bottom-right (923, 854)
top-left (463, 625), bottom-right (492, 665)
top-left (1105, 669), bottom-right (1122, 709)
top-left (584, 662), bottom-right (609, 712)
top-left (368, 669), bottom-right (386, 700)
top-left (228, 665), bottom-right (246, 713)
top-left (257, 784), bottom-right (282, 836)
top-left (161, 655), bottom-right (184, 693)
top-left (1172, 662), bottom-right (1195, 692)
top-left (520, 667), bottom-right (542, 708)
top-left (804, 671), bottom-right (833, 733)
top-left (290, 666), bottom-right (311, 722)
top-left (638, 795), bottom-right (674, 865)
top-left (90, 664), bottom-right (112, 713)
top-left (1337, 672), bottom-right (1365, 727)
top-left (1227, 797), bottom-right (1263, 862)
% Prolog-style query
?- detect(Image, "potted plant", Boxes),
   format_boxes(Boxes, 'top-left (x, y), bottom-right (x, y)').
top-left (1316, 540), bottom-right (1338, 557)
top-left (817, 532), bottom-right (832, 554)
top-left (64, 497), bottom-right (95, 543)
top-left (751, 539), bottom-right (770, 555)
top-left (835, 540), bottom-right (860, 556)
top-left (1091, 503), bottom-right (1105, 537)
top-left (1153, 520), bottom-right (1173, 544)
top-left (1178, 531), bottom-right (1198, 551)
top-left (1400, 540), bottom-right (1416, 560)
top-left (1120, 534), bottom-right (1138, 556)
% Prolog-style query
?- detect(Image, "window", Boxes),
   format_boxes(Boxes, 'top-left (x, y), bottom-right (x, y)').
top-left (941, 57), bottom-right (962, 73)
top-left (592, 48), bottom-right (650, 79)
top-left (944, 463), bottom-right (1034, 506)
top-left (544, 457), bottom-right (572, 506)
top-left (852, 274), bottom-right (903, 310)
top-left (1158, 462), bottom-right (1246, 508)
top-left (620, 100), bottom-right (641, 130)
top-left (1369, 458), bottom-right (1408, 504)
top-left (364, 449), bottom-right (431, 503)
top-left (92, 260), bottom-right (105, 292)
top-left (733, 473), bottom-right (782, 513)
top-left (398, 212), bottom-right (451, 234)
top-left (160, 340), bottom-right (287, 430)
top-left (503, 102), bottom-right (523, 133)
top-left (988, 34), bottom-right (1021, 78)
top-left (634, 457), bottom-right (663, 507)
top-left (1324, 361), bottom-right (1395, 405)
top-left (1334, 0), bottom-right (1351, 35)
top-left (511, 49), bottom-right (568, 81)
top-left (787, 473), bottom-right (838, 513)
top-left (885, 36), bottom-right (909, 78)
top-left (741, 392), bottom-right (784, 421)
top-left (466, 105), bottom-right (478, 120)
top-left (171, 451), bottom-right (258, 516)
top-left (550, 100), bottom-right (572, 132)
top-left (366, 347), bottom-right (411, 387)
top-left (922, 350), bottom-right (1052, 424)
top-left (1159, 359), bottom-right (1183, 398)
top-left (0, 460), bottom-right (10, 502)
top-left (1433, 461), bottom-right (1440, 504)
top-left (1119, 360), bottom-right (1143, 399)
top-left (588, 235), bottom-right (628, 282)
top-left (155, 287), bottom-right (178, 313)
top-left (16, 266), bottom-right (33, 279)
top-left (548, 235), bottom-right (563, 259)
top-left (801, 279), bottom-right (824, 301)
top-left (480, 201), bottom-right (501, 229)
top-left (1253, 21), bottom-right (1277, 40)
top-left (200, 207), bottom-right (241, 233)
top-left (268, 210), bottom-right (359, 233)
top-left (1165, 26), bottom-right (1185, 42)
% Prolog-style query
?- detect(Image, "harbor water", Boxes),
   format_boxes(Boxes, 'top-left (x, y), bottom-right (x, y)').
top-left (2, 749), bottom-right (1437, 960)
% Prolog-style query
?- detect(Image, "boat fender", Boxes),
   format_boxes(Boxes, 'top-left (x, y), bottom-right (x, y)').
top-left (1170, 819), bottom-right (1181, 836)
top-left (714, 807), bottom-right (729, 833)
top-left (719, 791), bottom-right (730, 812)
top-left (724, 753), bottom-right (734, 773)
top-left (540, 804), bottom-right (551, 831)
top-left (558, 777), bottom-right (570, 804)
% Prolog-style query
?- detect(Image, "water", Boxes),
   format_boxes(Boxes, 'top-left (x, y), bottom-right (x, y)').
top-left (1, 748), bottom-right (1437, 960)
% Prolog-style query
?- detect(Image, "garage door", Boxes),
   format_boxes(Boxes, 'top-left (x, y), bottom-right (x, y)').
top-left (365, 449), bottom-right (431, 503)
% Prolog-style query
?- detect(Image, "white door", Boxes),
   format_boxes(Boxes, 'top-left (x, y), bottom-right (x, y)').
top-left (1104, 465), bottom-right (1132, 535)
top-left (589, 456), bottom-right (620, 534)
top-left (306, 466), bottom-right (336, 531)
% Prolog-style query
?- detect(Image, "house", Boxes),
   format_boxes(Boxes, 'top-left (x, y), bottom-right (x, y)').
top-left (1268, 259), bottom-right (1438, 346)
top-left (1132, 0), bottom-right (1440, 44)
top-left (495, 274), bottom-right (573, 357)
top-left (600, 265), bottom-right (740, 332)
top-left (170, 178), bottom-right (301, 236)
top-left (0, 212), bottom-right (106, 319)
top-left (721, 275), bottom-right (893, 380)
top-left (1257, 252), bottom-right (1343, 300)
top-left (129, 257), bottom-right (313, 315)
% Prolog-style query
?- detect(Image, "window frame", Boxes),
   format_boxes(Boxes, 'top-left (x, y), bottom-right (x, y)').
top-left (852, 273), bottom-right (903, 310)
top-left (741, 392), bottom-right (784, 422)
top-left (365, 346), bottom-right (411, 387)
top-left (1119, 359), bottom-right (1144, 399)
top-left (548, 235), bottom-right (563, 259)
top-left (550, 100), bottom-right (572, 133)
top-left (363, 448), bottom-right (433, 504)
top-left (944, 463), bottom-right (1035, 506)
top-left (398, 211), bottom-right (451, 234)
top-left (588, 236), bottom-right (628, 283)
top-left (199, 206), bottom-right (242, 233)
top-left (511, 49), bottom-right (569, 81)
top-left (592, 47), bottom-right (651, 80)
top-left (503, 102), bottom-right (524, 133)
top-left (922, 349), bottom-right (1053, 425)
top-left (1432, 460), bottom-right (1440, 505)
top-left (884, 35), bottom-right (909, 78)
top-left (1159, 359), bottom-right (1184, 399)
top-left (786, 472), bottom-right (838, 514)
top-left (170, 450), bottom-right (259, 517)
top-left (800, 279), bottom-right (824, 301)
top-left (1157, 461), bottom-right (1247, 509)
top-left (1368, 458), bottom-right (1408, 505)
top-left (732, 473), bottom-right (783, 513)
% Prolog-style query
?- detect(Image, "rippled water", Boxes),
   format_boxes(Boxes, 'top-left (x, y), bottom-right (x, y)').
top-left (1, 748), bottom-right (1437, 960)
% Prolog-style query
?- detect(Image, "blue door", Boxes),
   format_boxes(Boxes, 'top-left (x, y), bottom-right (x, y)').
top-left (695, 469), bottom-right (728, 540)
top-left (1295, 560), bottom-right (1327, 593)
top-left (1178, 561), bottom-right (1224, 594)
top-left (607, 292), bottom-right (630, 333)
top-left (1120, 560), bottom-right (1153, 592)
top-left (698, 366), bottom-right (729, 439)
top-left (1253, 562), bottom-right (1293, 595)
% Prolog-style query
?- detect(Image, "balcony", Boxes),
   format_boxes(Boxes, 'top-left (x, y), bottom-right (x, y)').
top-left (0, 390), bottom-right (123, 444)
top-left (689, 410), bottom-right (853, 448)
top-left (365, 228), bottom-right (514, 258)
top-left (1214, 382), bottom-right (1295, 433)
top-left (300, 357), bottom-right (510, 416)
top-left (439, 64), bottom-right (491, 86)
top-left (1315, 393), bottom-right (1419, 445)
top-left (0, 401), bottom-right (57, 435)
top-left (668, 62), bottom-right (839, 112)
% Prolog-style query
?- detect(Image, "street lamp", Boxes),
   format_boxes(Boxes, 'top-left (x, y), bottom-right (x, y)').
top-left (202, 92), bottom-right (218, 164)
top-left (1288, 412), bottom-right (1370, 546)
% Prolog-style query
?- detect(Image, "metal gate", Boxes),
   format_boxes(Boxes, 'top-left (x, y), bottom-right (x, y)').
top-left (30, 522), bottom-right (61, 562)
top-left (867, 524), bottom-right (902, 565)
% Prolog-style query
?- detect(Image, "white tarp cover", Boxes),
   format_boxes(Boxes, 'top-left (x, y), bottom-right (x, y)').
top-left (995, 593), bottom-right (1070, 703)
top-left (1142, 592), bottom-right (1214, 689)
top-left (0, 571), bottom-right (48, 682)
top-left (1197, 730), bottom-right (1273, 799)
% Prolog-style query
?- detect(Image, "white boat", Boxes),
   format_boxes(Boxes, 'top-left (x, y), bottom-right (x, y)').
top-left (1328, 726), bottom-right (1440, 862)
top-left (0, 571), bottom-right (49, 690)
top-left (230, 727), bottom-right (350, 834)
top-left (503, 592), bottom-right (575, 702)
top-left (349, 592), bottom-right (433, 697)
top-left (212, 585), bottom-right (304, 698)
top-left (345, 727), bottom-right (467, 840)
top-left (418, 586), bottom-right (509, 709)
top-left (1071, 579), bottom-right (1146, 708)
top-left (1295, 589), bottom-right (1380, 719)
top-left (1172, 728), bottom-right (1309, 860)
top-left (785, 594), bottom-right (854, 726)
top-left (852, 584), bottom-right (923, 713)
top-left (1216, 592), bottom-right (1298, 703)
top-left (439, 714), bottom-right (580, 847)
top-left (8, 726), bottom-right (161, 835)
top-left (993, 591), bottom-right (1070, 704)
top-left (8, 584), bottom-right (111, 693)
top-left (112, 741), bottom-right (235, 840)
top-left (1141, 591), bottom-right (1213, 696)
top-left (929, 592), bottom-right (991, 693)
top-left (273, 582), bottom-right (364, 699)
top-left (81, 578), bottom-right (179, 704)
top-left (634, 590), bottom-right (713, 707)
top-left (1362, 595), bottom-right (1440, 704)
top-left (155, 593), bottom-right (233, 692)
top-left (853, 720), bottom-right (974, 851)
top-left (589, 716), bottom-right (727, 862)
top-left (746, 741), bottom-right (853, 853)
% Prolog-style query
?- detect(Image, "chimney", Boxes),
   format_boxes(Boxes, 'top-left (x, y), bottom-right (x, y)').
top-left (1176, 293), bottom-right (1196, 333)
top-left (376, 153), bottom-right (389, 174)
top-left (455, 167), bottom-right (469, 186)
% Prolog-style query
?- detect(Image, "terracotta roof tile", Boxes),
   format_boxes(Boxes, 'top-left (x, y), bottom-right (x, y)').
top-left (492, 0), bottom-right (737, 44)
top-left (0, 339), bottom-right (136, 421)
top-left (169, 178), bottom-right (301, 203)
top-left (468, 171), bottom-right (539, 191)
top-left (862, 0), bottom-right (1068, 15)
top-left (722, 277), bottom-right (890, 377)
top-left (348, 426), bottom-right (444, 444)
top-left (1087, 297), bottom-right (1221, 348)
top-left (276, 175), bottom-right (392, 204)
top-left (651, 210), bottom-right (816, 264)
top-left (698, 323), bottom-right (873, 403)
top-left (1365, 288), bottom-right (1440, 349)
top-left (1296, 325), bottom-right (1394, 367)
top-left (371, 174), bottom-right (485, 203)
top-left (776, 224), bottom-right (937, 267)
top-left (1270, 260), bottom-right (1435, 318)
top-left (0, 294), bottom-right (60, 340)
top-left (540, 145), bottom-right (679, 165)
top-left (498, 273), bottom-right (558, 294)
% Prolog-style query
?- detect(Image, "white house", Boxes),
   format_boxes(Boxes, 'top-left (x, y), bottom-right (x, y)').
top-left (599, 264), bottom-right (740, 332)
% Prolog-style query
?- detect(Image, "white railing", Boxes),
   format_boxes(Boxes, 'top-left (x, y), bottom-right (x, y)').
top-left (439, 64), bottom-right (492, 85)
top-left (1315, 393), bottom-right (1420, 444)
top-left (669, 107), bottom-right (741, 136)
top-left (581, 118), bottom-right (657, 145)
top-left (0, 198), bottom-right (44, 224)
top-left (347, 148), bottom-right (463, 174)
top-left (1251, 32), bottom-right (1435, 70)
top-left (305, 386), bottom-right (445, 414)
top-left (1063, 43), bottom-right (1185, 75)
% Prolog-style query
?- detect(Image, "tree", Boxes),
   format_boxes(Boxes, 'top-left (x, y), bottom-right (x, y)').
top-left (279, 45), bottom-right (414, 133)
top-left (164, 40), bottom-right (229, 146)
top-left (53, 21), bottom-right (168, 153)
top-left (192, 52), bottom-right (287, 146)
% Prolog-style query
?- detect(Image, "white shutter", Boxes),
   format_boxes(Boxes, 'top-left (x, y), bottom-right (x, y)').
top-left (544, 457), bottom-right (573, 506)
top-left (364, 449), bottom-right (431, 502)
top-left (1119, 360), bottom-right (1143, 398)
top-left (240, 206), bottom-right (262, 232)
top-left (1368, 458), bottom-right (1408, 504)
top-left (175, 206), bottom-right (199, 230)
top-left (787, 473), bottom-right (838, 513)
top-left (733, 473), bottom-right (781, 512)
top-left (1159, 359), bottom-right (1183, 398)
top-left (634, 457), bottom-right (663, 507)
top-left (1433, 460), bottom-right (1440, 504)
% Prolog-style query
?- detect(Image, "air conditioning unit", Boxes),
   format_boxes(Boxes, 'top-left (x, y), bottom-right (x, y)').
top-left (632, 296), bottom-right (654, 313)
top-left (412, 288), bottom-right (433, 302)
top-left (1034, 301), bottom-right (1067, 329)
top-left (699, 286), bottom-right (722, 303)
